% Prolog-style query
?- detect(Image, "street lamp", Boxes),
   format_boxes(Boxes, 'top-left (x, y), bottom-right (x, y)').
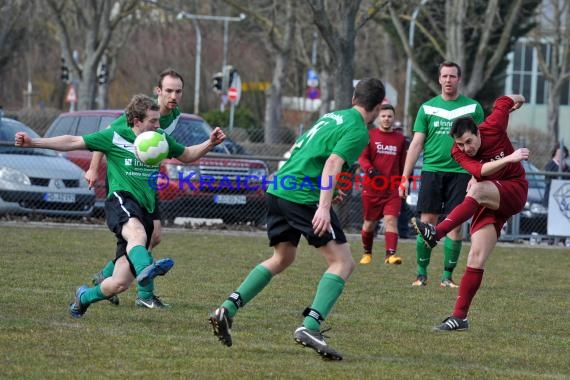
top-left (177, 12), bottom-right (247, 112)
top-left (403, 0), bottom-right (429, 130)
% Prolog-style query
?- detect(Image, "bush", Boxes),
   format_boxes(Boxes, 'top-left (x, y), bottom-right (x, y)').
top-left (202, 107), bottom-right (263, 142)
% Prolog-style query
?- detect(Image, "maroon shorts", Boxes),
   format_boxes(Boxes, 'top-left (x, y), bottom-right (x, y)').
top-left (470, 178), bottom-right (528, 237)
top-left (361, 194), bottom-right (401, 221)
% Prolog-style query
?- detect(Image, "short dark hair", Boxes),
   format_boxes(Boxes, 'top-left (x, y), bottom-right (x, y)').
top-left (353, 78), bottom-right (385, 112)
top-left (450, 116), bottom-right (477, 138)
top-left (125, 94), bottom-right (160, 127)
top-left (551, 145), bottom-right (569, 159)
top-left (157, 68), bottom-right (184, 89)
top-left (380, 103), bottom-right (395, 113)
top-left (439, 61), bottom-right (462, 78)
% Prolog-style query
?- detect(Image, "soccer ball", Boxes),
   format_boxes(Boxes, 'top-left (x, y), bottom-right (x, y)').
top-left (134, 131), bottom-right (169, 165)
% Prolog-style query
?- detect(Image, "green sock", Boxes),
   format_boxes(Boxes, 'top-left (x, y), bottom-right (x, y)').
top-left (101, 260), bottom-right (115, 278)
top-left (137, 251), bottom-right (154, 299)
top-left (80, 284), bottom-right (107, 305)
top-left (443, 237), bottom-right (462, 280)
top-left (303, 273), bottom-right (345, 331)
top-left (137, 281), bottom-right (154, 299)
top-left (127, 245), bottom-right (153, 276)
top-left (222, 264), bottom-right (272, 317)
top-left (416, 235), bottom-right (432, 277)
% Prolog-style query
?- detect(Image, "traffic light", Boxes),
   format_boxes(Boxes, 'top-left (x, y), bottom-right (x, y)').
top-left (211, 72), bottom-right (223, 94)
top-left (98, 63), bottom-right (108, 85)
top-left (60, 57), bottom-right (69, 83)
top-left (222, 65), bottom-right (237, 93)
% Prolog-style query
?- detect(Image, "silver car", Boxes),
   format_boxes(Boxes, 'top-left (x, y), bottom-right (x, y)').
top-left (0, 118), bottom-right (95, 217)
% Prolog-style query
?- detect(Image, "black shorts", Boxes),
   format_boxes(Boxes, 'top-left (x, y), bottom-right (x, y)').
top-left (265, 193), bottom-right (347, 248)
top-left (417, 171), bottom-right (471, 214)
top-left (107, 179), bottom-right (161, 220)
top-left (151, 193), bottom-right (161, 220)
top-left (105, 191), bottom-right (154, 260)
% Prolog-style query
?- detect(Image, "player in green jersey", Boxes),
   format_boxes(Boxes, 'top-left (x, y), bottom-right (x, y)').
top-left (399, 61), bottom-right (485, 288)
top-left (14, 94), bottom-right (226, 318)
top-left (86, 68), bottom-right (184, 309)
top-left (209, 78), bottom-right (386, 360)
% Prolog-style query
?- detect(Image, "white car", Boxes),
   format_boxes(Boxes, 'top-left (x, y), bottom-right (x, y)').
top-left (0, 118), bottom-right (95, 217)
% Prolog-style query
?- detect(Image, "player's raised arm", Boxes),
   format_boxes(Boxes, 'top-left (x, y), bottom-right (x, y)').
top-left (15, 132), bottom-right (86, 151)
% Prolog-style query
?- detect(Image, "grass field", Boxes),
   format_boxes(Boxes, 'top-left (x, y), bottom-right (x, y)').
top-left (1, 224), bottom-right (569, 379)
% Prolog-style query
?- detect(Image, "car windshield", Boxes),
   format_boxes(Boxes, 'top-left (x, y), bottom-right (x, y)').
top-left (169, 117), bottom-right (228, 154)
top-left (0, 118), bottom-right (57, 156)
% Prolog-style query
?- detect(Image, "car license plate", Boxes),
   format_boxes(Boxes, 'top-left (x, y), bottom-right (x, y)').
top-left (213, 195), bottom-right (246, 205)
top-left (44, 193), bottom-right (76, 203)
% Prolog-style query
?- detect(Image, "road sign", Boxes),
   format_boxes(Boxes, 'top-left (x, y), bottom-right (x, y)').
top-left (306, 87), bottom-right (320, 100)
top-left (66, 85), bottom-right (77, 103)
top-left (228, 87), bottom-right (238, 103)
top-left (307, 68), bottom-right (318, 88)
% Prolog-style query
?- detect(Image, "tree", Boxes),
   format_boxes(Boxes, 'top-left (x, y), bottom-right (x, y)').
top-left (306, 0), bottom-right (382, 110)
top-left (223, 0), bottom-right (297, 144)
top-left (46, 0), bottom-right (140, 110)
top-left (530, 0), bottom-right (570, 143)
top-left (387, 0), bottom-right (540, 119)
top-left (0, 0), bottom-right (27, 81)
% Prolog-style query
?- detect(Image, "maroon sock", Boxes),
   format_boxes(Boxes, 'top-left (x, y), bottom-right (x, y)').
top-left (384, 231), bottom-right (398, 254)
top-left (452, 266), bottom-right (484, 319)
top-left (361, 229), bottom-right (374, 253)
top-left (436, 196), bottom-right (480, 239)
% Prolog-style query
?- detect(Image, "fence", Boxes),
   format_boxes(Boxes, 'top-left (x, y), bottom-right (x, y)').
top-left (1, 111), bottom-right (569, 246)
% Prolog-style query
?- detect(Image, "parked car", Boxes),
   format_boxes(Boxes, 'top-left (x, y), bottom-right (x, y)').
top-left (518, 160), bottom-right (547, 235)
top-left (44, 110), bottom-right (269, 225)
top-left (0, 117), bottom-right (94, 217)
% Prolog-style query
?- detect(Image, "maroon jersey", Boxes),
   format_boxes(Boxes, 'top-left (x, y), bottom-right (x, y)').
top-left (451, 96), bottom-right (525, 182)
top-left (358, 128), bottom-right (407, 198)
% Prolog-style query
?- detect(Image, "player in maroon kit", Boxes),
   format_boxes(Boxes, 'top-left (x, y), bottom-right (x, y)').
top-left (412, 94), bottom-right (528, 331)
top-left (358, 104), bottom-right (408, 265)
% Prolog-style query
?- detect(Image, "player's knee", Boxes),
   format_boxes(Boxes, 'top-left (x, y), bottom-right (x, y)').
top-left (106, 279), bottom-right (130, 294)
top-left (344, 255), bottom-right (356, 275)
top-left (466, 182), bottom-right (486, 202)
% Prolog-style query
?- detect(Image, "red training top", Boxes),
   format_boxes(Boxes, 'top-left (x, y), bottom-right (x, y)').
top-left (451, 96), bottom-right (525, 182)
top-left (358, 128), bottom-right (407, 198)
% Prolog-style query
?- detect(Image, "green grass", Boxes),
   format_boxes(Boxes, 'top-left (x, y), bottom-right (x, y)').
top-left (1, 224), bottom-right (569, 379)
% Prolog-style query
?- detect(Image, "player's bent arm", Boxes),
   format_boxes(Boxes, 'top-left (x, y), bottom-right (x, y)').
top-left (176, 140), bottom-right (217, 163)
top-left (401, 132), bottom-right (425, 178)
top-left (15, 133), bottom-right (86, 151)
top-left (318, 154), bottom-right (345, 210)
top-left (505, 94), bottom-right (525, 111)
top-left (480, 148), bottom-right (530, 176)
top-left (176, 126), bottom-right (226, 164)
top-left (313, 153), bottom-right (345, 236)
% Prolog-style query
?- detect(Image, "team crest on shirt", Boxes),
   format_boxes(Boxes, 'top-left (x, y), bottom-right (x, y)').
top-left (375, 142), bottom-right (398, 156)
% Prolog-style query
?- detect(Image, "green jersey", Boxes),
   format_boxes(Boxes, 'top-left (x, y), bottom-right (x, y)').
top-left (160, 106), bottom-right (181, 132)
top-left (83, 120), bottom-right (185, 213)
top-left (268, 108), bottom-right (369, 205)
top-left (414, 94), bottom-right (484, 173)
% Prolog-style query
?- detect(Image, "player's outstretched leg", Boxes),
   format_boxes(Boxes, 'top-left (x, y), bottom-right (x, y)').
top-left (411, 218), bottom-right (438, 248)
top-left (92, 271), bottom-right (120, 306)
top-left (136, 257), bottom-right (174, 286)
